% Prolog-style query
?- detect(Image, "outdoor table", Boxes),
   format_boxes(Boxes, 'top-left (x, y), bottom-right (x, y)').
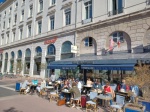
top-left (116, 91), bottom-right (131, 101)
top-left (83, 85), bottom-right (93, 94)
top-left (62, 90), bottom-right (71, 94)
top-left (45, 86), bottom-right (54, 89)
top-left (90, 89), bottom-right (102, 94)
top-left (62, 90), bottom-right (71, 102)
top-left (96, 94), bottom-right (112, 107)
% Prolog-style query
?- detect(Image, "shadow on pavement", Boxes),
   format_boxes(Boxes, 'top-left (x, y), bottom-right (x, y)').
top-left (3, 107), bottom-right (23, 112)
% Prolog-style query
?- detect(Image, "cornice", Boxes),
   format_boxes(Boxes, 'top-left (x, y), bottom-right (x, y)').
top-left (0, 0), bottom-right (14, 12)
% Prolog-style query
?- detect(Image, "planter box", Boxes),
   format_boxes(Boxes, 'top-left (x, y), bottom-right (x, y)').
top-left (124, 103), bottom-right (145, 112)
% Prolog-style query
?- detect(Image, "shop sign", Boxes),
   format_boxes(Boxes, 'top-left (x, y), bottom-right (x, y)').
top-left (71, 45), bottom-right (77, 53)
top-left (44, 37), bottom-right (57, 45)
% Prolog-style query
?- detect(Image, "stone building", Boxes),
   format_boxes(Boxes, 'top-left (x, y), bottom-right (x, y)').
top-left (0, 0), bottom-right (150, 79)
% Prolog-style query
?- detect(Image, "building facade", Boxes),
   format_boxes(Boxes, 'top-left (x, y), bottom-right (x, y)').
top-left (0, 0), bottom-right (150, 78)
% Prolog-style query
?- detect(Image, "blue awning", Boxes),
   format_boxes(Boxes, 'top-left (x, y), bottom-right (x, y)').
top-left (81, 64), bottom-right (135, 71)
top-left (47, 64), bottom-right (78, 70)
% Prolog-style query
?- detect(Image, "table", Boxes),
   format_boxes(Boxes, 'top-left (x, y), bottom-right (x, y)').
top-left (82, 85), bottom-right (93, 94)
top-left (90, 89), bottom-right (102, 94)
top-left (45, 86), bottom-right (54, 89)
top-left (84, 85), bottom-right (92, 88)
top-left (62, 90), bottom-right (71, 102)
top-left (116, 91), bottom-right (132, 101)
top-left (96, 94), bottom-right (112, 107)
top-left (62, 90), bottom-right (71, 94)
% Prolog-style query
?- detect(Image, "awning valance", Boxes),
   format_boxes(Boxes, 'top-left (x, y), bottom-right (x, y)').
top-left (81, 64), bottom-right (135, 71)
top-left (47, 64), bottom-right (78, 70)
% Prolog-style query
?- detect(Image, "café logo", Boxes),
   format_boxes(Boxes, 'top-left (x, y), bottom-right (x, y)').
top-left (44, 37), bottom-right (57, 45)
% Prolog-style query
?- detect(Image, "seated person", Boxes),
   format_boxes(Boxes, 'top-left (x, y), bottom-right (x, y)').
top-left (120, 79), bottom-right (127, 92)
top-left (87, 78), bottom-right (93, 86)
top-left (59, 80), bottom-right (71, 102)
top-left (69, 82), bottom-right (81, 108)
top-left (36, 83), bottom-right (41, 93)
top-left (21, 80), bottom-right (29, 89)
top-left (93, 80), bottom-right (102, 90)
top-left (104, 81), bottom-right (114, 105)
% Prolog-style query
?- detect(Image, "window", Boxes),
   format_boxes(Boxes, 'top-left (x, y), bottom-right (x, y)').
top-left (147, 0), bottom-right (150, 5)
top-left (20, 28), bottom-right (23, 40)
top-left (112, 0), bottom-right (123, 15)
top-left (14, 14), bottom-right (17, 24)
top-left (29, 5), bottom-right (33, 17)
top-left (112, 32), bottom-right (124, 43)
top-left (61, 41), bottom-right (72, 53)
top-left (28, 25), bottom-right (31, 37)
top-left (9, 7), bottom-right (12, 14)
top-left (3, 21), bottom-right (5, 29)
top-left (38, 21), bottom-right (42, 34)
top-left (1, 35), bottom-right (4, 45)
top-left (15, 2), bottom-right (18, 9)
top-left (4, 11), bottom-right (6, 18)
top-left (22, 0), bottom-right (25, 5)
top-left (8, 18), bottom-right (11, 27)
top-left (84, 0), bottom-right (92, 19)
top-left (13, 32), bottom-right (15, 42)
top-left (47, 44), bottom-right (55, 55)
top-left (84, 37), bottom-right (93, 47)
top-left (51, 0), bottom-right (56, 5)
top-left (21, 10), bottom-right (24, 21)
top-left (7, 34), bottom-right (9, 44)
top-left (39, 0), bottom-right (43, 11)
top-left (50, 15), bottom-right (54, 30)
top-left (65, 8), bottom-right (71, 25)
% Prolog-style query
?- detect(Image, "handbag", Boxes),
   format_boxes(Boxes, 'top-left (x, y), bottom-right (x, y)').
top-left (57, 98), bottom-right (66, 106)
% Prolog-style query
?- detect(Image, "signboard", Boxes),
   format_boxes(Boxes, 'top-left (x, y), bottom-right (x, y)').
top-left (71, 45), bottom-right (77, 53)
top-left (44, 37), bottom-right (57, 45)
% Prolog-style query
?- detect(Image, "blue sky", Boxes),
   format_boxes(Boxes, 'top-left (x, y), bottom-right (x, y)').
top-left (0, 0), bottom-right (5, 3)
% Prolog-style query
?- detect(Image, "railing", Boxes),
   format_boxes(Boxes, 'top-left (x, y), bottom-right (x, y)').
top-left (108, 8), bottom-right (124, 16)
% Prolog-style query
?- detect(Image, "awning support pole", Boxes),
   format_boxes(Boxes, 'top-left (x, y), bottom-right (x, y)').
top-left (83, 69), bottom-right (87, 85)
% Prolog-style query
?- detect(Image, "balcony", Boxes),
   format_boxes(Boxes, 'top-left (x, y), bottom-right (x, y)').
top-left (108, 8), bottom-right (124, 16)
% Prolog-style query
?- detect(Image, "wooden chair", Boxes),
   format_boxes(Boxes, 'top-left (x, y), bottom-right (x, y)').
top-left (20, 88), bottom-right (26, 94)
top-left (49, 92), bottom-right (59, 102)
top-left (110, 95), bottom-right (125, 112)
top-left (86, 92), bottom-right (99, 112)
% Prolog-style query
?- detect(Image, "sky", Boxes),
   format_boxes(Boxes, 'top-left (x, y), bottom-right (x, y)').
top-left (0, 0), bottom-right (5, 3)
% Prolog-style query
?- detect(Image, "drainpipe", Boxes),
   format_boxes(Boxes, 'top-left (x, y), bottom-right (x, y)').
top-left (74, 0), bottom-right (77, 46)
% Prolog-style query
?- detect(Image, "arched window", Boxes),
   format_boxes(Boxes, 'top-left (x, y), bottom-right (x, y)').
top-left (36, 46), bottom-right (42, 56)
top-left (18, 50), bottom-right (22, 58)
top-left (5, 53), bottom-right (8, 59)
top-left (11, 52), bottom-right (15, 59)
top-left (47, 44), bottom-right (55, 55)
top-left (61, 41), bottom-right (72, 54)
top-left (84, 37), bottom-right (93, 47)
top-left (112, 32), bottom-right (124, 43)
top-left (25, 48), bottom-right (31, 57)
